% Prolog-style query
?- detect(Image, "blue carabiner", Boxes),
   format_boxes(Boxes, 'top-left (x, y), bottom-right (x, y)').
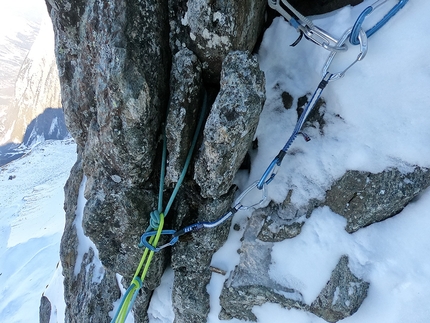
top-left (350, 0), bottom-right (408, 45)
top-left (139, 229), bottom-right (176, 252)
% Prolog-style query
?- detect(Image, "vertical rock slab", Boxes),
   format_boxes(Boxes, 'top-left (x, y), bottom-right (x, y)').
top-left (194, 51), bottom-right (265, 198)
top-left (39, 295), bottom-right (51, 323)
top-left (46, 0), bottom-right (171, 322)
top-left (165, 48), bottom-right (203, 186)
top-left (171, 51), bottom-right (265, 323)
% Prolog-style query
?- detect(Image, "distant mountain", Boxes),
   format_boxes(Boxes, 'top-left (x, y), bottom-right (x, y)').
top-left (0, 0), bottom-right (46, 140)
top-left (1, 16), bottom-right (63, 145)
top-left (0, 108), bottom-right (69, 166)
top-left (0, 1), bottom-right (69, 166)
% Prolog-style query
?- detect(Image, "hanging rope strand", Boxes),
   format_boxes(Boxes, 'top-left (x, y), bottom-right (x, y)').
top-left (111, 92), bottom-right (208, 323)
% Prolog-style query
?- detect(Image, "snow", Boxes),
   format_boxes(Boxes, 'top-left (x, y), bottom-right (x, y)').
top-left (0, 139), bottom-right (76, 322)
top-left (73, 175), bottom-right (105, 283)
top-left (3, 0), bottom-right (430, 323)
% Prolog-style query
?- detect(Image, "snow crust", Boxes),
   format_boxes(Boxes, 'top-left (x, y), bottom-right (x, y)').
top-left (3, 0), bottom-right (430, 323)
top-left (0, 139), bottom-right (76, 322)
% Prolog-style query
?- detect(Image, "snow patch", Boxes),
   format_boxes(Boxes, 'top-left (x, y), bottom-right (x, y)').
top-left (73, 176), bottom-right (105, 283)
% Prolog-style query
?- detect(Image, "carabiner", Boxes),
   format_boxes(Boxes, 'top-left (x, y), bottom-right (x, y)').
top-left (268, 0), bottom-right (347, 52)
top-left (234, 181), bottom-right (268, 211)
top-left (257, 157), bottom-right (281, 189)
top-left (139, 229), bottom-right (176, 252)
top-left (300, 25), bottom-right (348, 52)
top-left (350, 0), bottom-right (409, 45)
top-left (322, 27), bottom-right (368, 82)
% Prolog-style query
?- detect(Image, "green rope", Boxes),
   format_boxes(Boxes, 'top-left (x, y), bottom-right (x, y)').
top-left (164, 92), bottom-right (207, 216)
top-left (111, 92), bottom-right (208, 323)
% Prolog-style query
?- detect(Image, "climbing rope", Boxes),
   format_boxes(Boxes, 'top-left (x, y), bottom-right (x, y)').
top-left (110, 93), bottom-right (208, 323)
top-left (112, 1), bottom-right (408, 320)
top-left (139, 0), bottom-right (408, 252)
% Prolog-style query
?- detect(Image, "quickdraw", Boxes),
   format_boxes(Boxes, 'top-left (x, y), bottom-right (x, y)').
top-left (139, 0), bottom-right (408, 252)
top-left (111, 94), bottom-right (208, 323)
top-left (268, 0), bottom-right (408, 51)
top-left (113, 1), bottom-right (409, 321)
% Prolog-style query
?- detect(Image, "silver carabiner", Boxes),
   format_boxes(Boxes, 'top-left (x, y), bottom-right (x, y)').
top-left (300, 25), bottom-right (348, 52)
top-left (234, 181), bottom-right (268, 211)
top-left (269, 0), bottom-right (347, 52)
top-left (322, 27), bottom-right (368, 81)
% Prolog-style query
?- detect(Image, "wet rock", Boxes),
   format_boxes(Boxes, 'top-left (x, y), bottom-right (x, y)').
top-left (194, 51), bottom-right (265, 198)
top-left (325, 167), bottom-right (430, 232)
top-left (310, 255), bottom-right (369, 322)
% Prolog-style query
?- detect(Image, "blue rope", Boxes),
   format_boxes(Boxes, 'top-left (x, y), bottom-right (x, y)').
top-left (110, 277), bottom-right (142, 323)
top-left (350, 0), bottom-right (408, 45)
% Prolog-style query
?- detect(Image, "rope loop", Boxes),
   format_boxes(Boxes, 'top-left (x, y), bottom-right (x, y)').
top-left (131, 276), bottom-right (142, 289)
top-left (149, 210), bottom-right (161, 230)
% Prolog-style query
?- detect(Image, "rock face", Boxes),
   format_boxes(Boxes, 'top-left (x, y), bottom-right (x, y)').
top-left (43, 0), bottom-right (399, 322)
top-left (39, 296), bottom-right (51, 323)
top-left (219, 210), bottom-right (307, 321)
top-left (326, 167), bottom-right (430, 232)
top-left (45, 0), bottom-right (265, 322)
top-left (310, 256), bottom-right (369, 322)
top-left (195, 51), bottom-right (265, 198)
top-left (169, 0), bottom-right (267, 83)
top-left (170, 51), bottom-right (265, 323)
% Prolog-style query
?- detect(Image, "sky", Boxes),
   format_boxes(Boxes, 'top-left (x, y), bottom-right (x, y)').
top-left (1, 0), bottom-right (430, 323)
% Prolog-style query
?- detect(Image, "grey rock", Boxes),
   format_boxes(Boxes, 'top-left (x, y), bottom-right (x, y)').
top-left (325, 167), bottom-right (430, 232)
top-left (47, 0), bottom-right (170, 181)
top-left (168, 0), bottom-right (267, 83)
top-left (171, 186), bottom-right (236, 323)
top-left (256, 192), bottom-right (321, 242)
top-left (165, 49), bottom-right (203, 186)
top-left (219, 210), bottom-right (307, 321)
top-left (168, 49), bottom-right (265, 323)
top-left (39, 295), bottom-right (51, 323)
top-left (60, 155), bottom-right (120, 323)
top-left (194, 51), bottom-right (265, 198)
top-left (48, 0), bottom-right (171, 321)
top-left (310, 255), bottom-right (369, 322)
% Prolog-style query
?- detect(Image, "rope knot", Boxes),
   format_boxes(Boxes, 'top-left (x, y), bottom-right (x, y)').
top-left (149, 210), bottom-right (161, 230)
top-left (131, 277), bottom-right (142, 290)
